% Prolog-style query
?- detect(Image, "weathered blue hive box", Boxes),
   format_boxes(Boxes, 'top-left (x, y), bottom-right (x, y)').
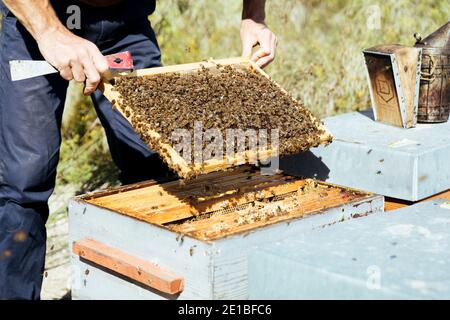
top-left (281, 110), bottom-right (450, 201)
top-left (249, 199), bottom-right (450, 300)
top-left (68, 168), bottom-right (383, 300)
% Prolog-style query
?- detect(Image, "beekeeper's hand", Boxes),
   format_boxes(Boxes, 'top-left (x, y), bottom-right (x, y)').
top-left (240, 0), bottom-right (277, 68)
top-left (2, 0), bottom-right (109, 96)
top-left (37, 30), bottom-right (109, 95)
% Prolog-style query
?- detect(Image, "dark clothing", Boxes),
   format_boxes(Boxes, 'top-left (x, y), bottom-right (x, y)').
top-left (0, 0), bottom-right (156, 17)
top-left (56, 0), bottom-right (157, 19)
top-left (0, 0), bottom-right (165, 299)
top-left (77, 0), bottom-right (125, 7)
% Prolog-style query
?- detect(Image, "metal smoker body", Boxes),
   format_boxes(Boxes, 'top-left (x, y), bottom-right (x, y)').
top-left (415, 22), bottom-right (450, 123)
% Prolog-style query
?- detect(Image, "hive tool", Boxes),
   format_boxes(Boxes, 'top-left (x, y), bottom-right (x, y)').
top-left (9, 51), bottom-right (134, 81)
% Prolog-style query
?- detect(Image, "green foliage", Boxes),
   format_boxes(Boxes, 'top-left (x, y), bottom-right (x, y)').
top-left (58, 83), bottom-right (119, 195)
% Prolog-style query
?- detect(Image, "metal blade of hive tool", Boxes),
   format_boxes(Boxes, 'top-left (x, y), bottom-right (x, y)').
top-left (9, 51), bottom-right (134, 82)
top-left (9, 60), bottom-right (58, 81)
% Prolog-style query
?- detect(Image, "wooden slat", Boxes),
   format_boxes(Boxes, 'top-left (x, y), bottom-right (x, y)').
top-left (87, 171), bottom-right (306, 225)
top-left (85, 168), bottom-right (374, 241)
top-left (148, 179), bottom-right (309, 225)
top-left (73, 238), bottom-right (184, 295)
top-left (169, 183), bottom-right (369, 240)
top-left (385, 189), bottom-right (450, 211)
top-left (384, 198), bottom-right (412, 212)
top-left (131, 57), bottom-right (250, 77)
top-left (87, 167), bottom-right (258, 208)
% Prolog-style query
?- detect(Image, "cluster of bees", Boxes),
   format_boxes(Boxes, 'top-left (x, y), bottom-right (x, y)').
top-left (113, 64), bottom-right (325, 177)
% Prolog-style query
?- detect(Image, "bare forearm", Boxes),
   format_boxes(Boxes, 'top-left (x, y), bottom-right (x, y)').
top-left (240, 0), bottom-right (276, 68)
top-left (3, 0), bottom-right (108, 95)
top-left (2, 0), bottom-right (68, 41)
top-left (242, 0), bottom-right (266, 23)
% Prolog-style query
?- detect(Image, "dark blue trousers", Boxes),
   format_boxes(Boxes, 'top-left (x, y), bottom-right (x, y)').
top-left (0, 1), bottom-right (165, 299)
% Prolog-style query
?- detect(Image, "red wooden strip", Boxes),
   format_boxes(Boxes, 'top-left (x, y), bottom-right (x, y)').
top-left (73, 238), bottom-right (184, 295)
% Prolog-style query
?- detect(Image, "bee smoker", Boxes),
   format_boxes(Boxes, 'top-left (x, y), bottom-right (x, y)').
top-left (415, 22), bottom-right (450, 123)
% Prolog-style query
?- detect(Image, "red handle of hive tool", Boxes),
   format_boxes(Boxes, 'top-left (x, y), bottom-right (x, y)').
top-left (105, 51), bottom-right (134, 70)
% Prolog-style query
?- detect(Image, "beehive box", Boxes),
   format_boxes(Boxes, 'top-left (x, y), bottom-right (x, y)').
top-left (69, 167), bottom-right (384, 299)
top-left (249, 199), bottom-right (450, 300)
